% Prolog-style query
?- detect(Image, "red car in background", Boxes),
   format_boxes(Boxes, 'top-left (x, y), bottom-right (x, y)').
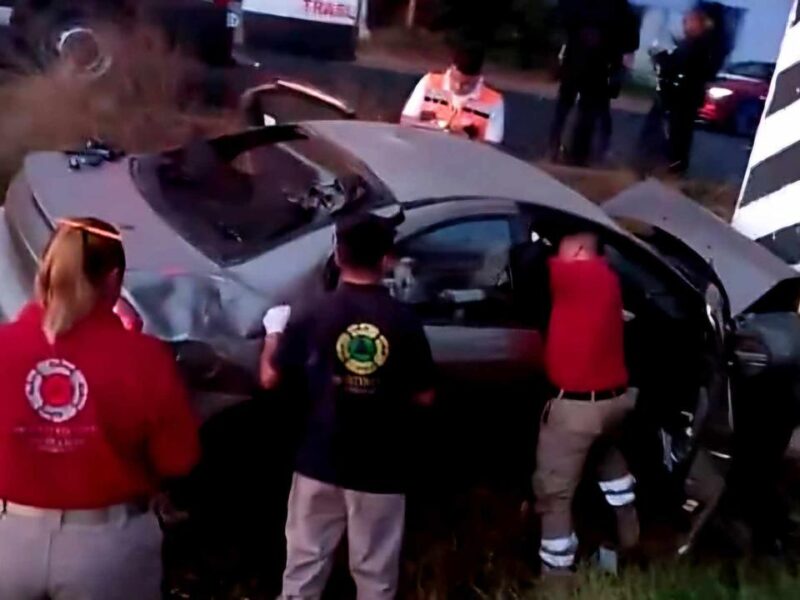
top-left (698, 61), bottom-right (775, 137)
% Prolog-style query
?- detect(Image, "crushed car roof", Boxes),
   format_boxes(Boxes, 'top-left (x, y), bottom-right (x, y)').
top-left (604, 180), bottom-right (800, 315)
top-left (305, 121), bottom-right (619, 229)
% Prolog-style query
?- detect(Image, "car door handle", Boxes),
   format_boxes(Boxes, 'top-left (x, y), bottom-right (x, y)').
top-left (439, 289), bottom-right (488, 304)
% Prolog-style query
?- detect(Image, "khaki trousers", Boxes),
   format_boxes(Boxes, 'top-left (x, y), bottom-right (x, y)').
top-left (0, 509), bottom-right (162, 600)
top-left (534, 392), bottom-right (639, 570)
top-left (281, 473), bottom-right (406, 600)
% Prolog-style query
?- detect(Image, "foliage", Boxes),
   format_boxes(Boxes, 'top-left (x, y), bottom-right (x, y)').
top-left (426, 0), bottom-right (559, 67)
top-left (0, 23), bottom-right (237, 195)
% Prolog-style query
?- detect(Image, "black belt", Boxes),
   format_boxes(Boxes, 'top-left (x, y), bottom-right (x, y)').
top-left (559, 387), bottom-right (627, 402)
top-left (1, 499), bottom-right (149, 525)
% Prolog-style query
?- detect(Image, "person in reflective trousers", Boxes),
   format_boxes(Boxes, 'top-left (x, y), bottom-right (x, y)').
top-left (0, 217), bottom-right (199, 600)
top-left (261, 213), bottom-right (435, 600)
top-left (534, 230), bottom-right (639, 576)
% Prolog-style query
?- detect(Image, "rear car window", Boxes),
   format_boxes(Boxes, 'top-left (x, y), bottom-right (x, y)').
top-left (132, 126), bottom-right (392, 266)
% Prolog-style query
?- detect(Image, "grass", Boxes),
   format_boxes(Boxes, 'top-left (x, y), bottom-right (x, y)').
top-left (167, 482), bottom-right (800, 599)
top-left (551, 563), bottom-right (800, 600)
top-left (539, 162), bottom-right (740, 219)
top-left (401, 515), bottom-right (800, 599)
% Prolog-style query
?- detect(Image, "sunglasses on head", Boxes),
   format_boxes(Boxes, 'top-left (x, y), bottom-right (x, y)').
top-left (57, 218), bottom-right (122, 242)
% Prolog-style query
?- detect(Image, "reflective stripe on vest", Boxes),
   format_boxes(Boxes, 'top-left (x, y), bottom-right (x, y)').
top-left (420, 73), bottom-right (502, 140)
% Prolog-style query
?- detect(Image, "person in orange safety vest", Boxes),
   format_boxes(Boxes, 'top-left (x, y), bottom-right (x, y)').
top-left (401, 44), bottom-right (505, 144)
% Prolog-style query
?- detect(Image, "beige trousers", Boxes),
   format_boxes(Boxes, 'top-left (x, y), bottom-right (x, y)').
top-left (0, 509), bottom-right (162, 600)
top-left (281, 473), bottom-right (406, 600)
top-left (534, 392), bottom-right (639, 570)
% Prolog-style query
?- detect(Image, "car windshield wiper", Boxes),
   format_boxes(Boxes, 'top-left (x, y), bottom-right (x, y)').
top-left (66, 139), bottom-right (125, 170)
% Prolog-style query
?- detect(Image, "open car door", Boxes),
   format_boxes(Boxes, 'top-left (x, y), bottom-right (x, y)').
top-left (604, 179), bottom-right (800, 552)
top-left (605, 180), bottom-right (800, 318)
top-left (240, 79), bottom-right (356, 127)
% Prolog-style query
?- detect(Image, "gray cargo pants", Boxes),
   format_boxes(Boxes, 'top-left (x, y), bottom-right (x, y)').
top-left (0, 507), bottom-right (162, 600)
top-left (281, 473), bottom-right (406, 600)
top-left (534, 391), bottom-right (640, 571)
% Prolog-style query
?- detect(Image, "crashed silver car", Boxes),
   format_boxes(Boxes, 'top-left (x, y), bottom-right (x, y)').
top-left (1, 120), bottom-right (799, 549)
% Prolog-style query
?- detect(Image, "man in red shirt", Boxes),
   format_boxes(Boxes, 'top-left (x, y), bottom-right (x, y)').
top-left (534, 231), bottom-right (639, 576)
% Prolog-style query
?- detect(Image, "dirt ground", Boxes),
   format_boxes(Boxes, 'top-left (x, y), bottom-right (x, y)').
top-left (357, 28), bottom-right (652, 115)
top-left (539, 162), bottom-right (740, 220)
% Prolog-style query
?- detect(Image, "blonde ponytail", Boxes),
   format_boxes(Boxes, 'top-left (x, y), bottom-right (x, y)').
top-left (35, 218), bottom-right (125, 344)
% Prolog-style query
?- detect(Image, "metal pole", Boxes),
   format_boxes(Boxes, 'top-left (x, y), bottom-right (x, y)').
top-left (406, 0), bottom-right (417, 29)
top-left (359, 0), bottom-right (371, 40)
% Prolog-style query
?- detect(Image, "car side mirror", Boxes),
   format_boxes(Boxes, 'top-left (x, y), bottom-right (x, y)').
top-left (704, 283), bottom-right (726, 343)
top-left (388, 257), bottom-right (419, 302)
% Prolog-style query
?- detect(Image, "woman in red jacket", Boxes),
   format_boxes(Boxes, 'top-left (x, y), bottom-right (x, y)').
top-left (0, 217), bottom-right (199, 600)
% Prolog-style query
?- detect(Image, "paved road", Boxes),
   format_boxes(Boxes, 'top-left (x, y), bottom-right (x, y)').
top-left (248, 50), bottom-right (753, 187)
top-left (0, 16), bottom-right (750, 187)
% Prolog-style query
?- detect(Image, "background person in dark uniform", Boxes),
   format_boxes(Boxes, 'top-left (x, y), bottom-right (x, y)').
top-left (261, 214), bottom-right (435, 600)
top-left (597, 3), bottom-right (640, 162)
top-left (638, 4), bottom-right (730, 174)
top-left (549, 0), bottom-right (636, 166)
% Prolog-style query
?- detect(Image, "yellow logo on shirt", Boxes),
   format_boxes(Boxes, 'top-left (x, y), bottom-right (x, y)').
top-left (336, 323), bottom-right (390, 376)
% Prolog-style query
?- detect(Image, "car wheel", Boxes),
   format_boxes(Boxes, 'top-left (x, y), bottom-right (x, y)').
top-left (734, 100), bottom-right (763, 139)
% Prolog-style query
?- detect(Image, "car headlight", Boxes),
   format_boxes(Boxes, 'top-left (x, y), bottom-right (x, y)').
top-left (707, 87), bottom-right (734, 100)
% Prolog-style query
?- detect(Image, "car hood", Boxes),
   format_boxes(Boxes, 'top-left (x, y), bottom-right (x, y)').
top-left (603, 180), bottom-right (800, 316)
top-left (23, 151), bottom-right (273, 349)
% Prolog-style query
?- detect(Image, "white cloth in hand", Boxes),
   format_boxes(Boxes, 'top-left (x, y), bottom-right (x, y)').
top-left (263, 305), bottom-right (292, 335)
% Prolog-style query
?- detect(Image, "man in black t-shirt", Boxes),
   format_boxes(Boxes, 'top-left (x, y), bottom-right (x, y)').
top-left (261, 214), bottom-right (435, 600)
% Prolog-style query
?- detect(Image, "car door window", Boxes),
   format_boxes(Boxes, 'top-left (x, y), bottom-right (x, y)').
top-left (393, 217), bottom-right (522, 327)
top-left (604, 243), bottom-right (695, 322)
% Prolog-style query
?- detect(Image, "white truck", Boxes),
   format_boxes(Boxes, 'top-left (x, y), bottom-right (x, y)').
top-left (241, 0), bottom-right (363, 60)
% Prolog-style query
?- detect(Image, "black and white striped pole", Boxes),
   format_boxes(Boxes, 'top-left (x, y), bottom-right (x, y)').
top-left (733, 0), bottom-right (800, 267)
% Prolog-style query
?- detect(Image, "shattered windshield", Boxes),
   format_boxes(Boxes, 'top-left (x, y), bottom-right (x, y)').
top-left (132, 126), bottom-right (392, 266)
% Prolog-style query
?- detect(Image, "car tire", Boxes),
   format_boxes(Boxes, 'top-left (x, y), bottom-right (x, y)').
top-left (734, 100), bottom-right (763, 139)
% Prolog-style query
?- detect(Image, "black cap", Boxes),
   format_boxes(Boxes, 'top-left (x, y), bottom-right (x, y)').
top-left (452, 42), bottom-right (486, 77)
top-left (335, 213), bottom-right (397, 270)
